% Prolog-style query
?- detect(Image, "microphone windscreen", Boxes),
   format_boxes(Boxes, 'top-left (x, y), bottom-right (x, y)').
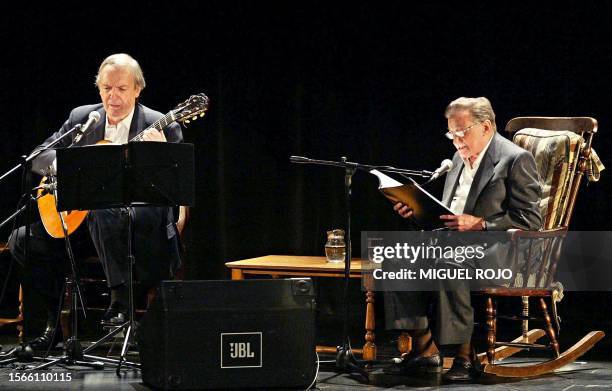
top-left (89, 111), bottom-right (101, 122)
top-left (442, 159), bottom-right (453, 170)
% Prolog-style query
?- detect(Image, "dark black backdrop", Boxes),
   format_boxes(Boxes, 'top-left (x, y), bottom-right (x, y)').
top-left (1, 3), bottom-right (610, 346)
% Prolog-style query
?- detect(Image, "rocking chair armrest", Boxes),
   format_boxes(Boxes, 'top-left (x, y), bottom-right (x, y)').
top-left (507, 227), bottom-right (568, 241)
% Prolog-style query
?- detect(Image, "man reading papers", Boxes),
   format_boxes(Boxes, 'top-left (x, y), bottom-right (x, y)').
top-left (384, 97), bottom-right (542, 381)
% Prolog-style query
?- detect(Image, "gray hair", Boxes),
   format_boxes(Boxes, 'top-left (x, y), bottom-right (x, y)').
top-left (445, 97), bottom-right (497, 132)
top-left (95, 53), bottom-right (146, 90)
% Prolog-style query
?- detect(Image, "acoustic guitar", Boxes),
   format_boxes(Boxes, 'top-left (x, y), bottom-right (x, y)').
top-left (37, 93), bottom-right (209, 238)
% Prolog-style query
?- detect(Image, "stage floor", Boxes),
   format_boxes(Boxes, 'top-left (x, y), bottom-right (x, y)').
top-left (1, 333), bottom-right (610, 390)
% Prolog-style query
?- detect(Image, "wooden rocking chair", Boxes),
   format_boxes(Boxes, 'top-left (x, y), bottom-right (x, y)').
top-left (474, 116), bottom-right (606, 377)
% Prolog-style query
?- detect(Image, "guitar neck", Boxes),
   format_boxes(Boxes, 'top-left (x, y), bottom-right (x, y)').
top-left (130, 110), bottom-right (176, 142)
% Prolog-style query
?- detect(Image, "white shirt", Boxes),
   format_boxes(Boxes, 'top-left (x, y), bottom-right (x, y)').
top-left (450, 135), bottom-right (494, 214)
top-left (48, 108), bottom-right (136, 175)
top-left (104, 108), bottom-right (135, 144)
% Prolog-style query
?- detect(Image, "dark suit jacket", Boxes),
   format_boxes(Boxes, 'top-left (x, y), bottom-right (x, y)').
top-left (441, 132), bottom-right (542, 231)
top-left (32, 103), bottom-right (183, 174)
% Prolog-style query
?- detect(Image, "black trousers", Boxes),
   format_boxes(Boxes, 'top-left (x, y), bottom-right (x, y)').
top-left (8, 206), bottom-right (181, 309)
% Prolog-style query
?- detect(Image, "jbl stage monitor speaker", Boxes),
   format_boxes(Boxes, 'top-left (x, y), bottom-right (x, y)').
top-left (138, 278), bottom-right (317, 390)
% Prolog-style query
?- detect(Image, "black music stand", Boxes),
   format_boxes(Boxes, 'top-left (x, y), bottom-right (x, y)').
top-left (33, 142), bottom-right (194, 373)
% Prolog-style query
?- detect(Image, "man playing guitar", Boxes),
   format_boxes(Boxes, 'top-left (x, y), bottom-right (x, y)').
top-left (8, 53), bottom-right (185, 350)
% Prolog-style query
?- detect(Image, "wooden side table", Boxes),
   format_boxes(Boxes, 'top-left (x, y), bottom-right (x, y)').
top-left (225, 255), bottom-right (377, 361)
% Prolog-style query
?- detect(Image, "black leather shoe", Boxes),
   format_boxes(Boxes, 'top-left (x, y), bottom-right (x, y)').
top-left (102, 301), bottom-right (127, 325)
top-left (27, 325), bottom-right (62, 351)
top-left (443, 356), bottom-right (477, 382)
top-left (384, 353), bottom-right (443, 375)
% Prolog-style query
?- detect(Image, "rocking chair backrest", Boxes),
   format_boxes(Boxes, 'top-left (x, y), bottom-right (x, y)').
top-left (506, 117), bottom-right (597, 230)
top-left (503, 117), bottom-right (600, 289)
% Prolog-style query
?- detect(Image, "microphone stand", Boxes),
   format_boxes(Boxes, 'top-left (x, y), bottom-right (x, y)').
top-left (290, 156), bottom-right (432, 381)
top-left (28, 190), bottom-right (105, 371)
top-left (0, 123), bottom-right (83, 326)
top-left (0, 122), bottom-right (99, 370)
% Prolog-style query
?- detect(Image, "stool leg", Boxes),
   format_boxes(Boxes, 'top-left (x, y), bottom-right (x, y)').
top-left (17, 285), bottom-right (24, 342)
top-left (146, 287), bottom-right (157, 308)
top-left (60, 283), bottom-right (72, 343)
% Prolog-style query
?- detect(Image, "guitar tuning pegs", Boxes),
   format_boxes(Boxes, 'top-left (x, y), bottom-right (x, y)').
top-left (200, 113), bottom-right (205, 117)
top-left (184, 119), bottom-right (191, 124)
top-left (192, 116), bottom-right (197, 120)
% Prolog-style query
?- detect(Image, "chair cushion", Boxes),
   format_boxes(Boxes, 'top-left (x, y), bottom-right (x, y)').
top-left (513, 128), bottom-right (582, 229)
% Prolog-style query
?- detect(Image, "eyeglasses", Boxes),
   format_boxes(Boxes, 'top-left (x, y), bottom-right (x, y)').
top-left (445, 122), bottom-right (481, 140)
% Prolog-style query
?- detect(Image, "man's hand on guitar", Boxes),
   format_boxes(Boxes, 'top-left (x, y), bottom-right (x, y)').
top-left (142, 128), bottom-right (167, 142)
top-left (394, 202), bottom-right (413, 218)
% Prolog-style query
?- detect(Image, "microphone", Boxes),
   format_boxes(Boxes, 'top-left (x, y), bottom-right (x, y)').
top-left (429, 159), bottom-right (454, 182)
top-left (74, 111), bottom-right (101, 143)
top-left (421, 159), bottom-right (454, 185)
